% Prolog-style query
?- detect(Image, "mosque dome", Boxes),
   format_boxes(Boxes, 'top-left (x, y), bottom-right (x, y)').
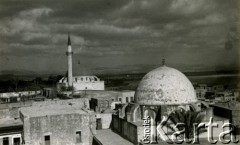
top-left (134, 65), bottom-right (197, 105)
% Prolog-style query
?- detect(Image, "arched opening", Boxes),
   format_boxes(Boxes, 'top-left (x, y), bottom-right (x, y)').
top-left (143, 108), bottom-right (157, 143)
top-left (130, 105), bottom-right (140, 122)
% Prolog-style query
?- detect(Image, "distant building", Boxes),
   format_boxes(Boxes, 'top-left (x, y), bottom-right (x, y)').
top-left (87, 90), bottom-right (135, 112)
top-left (42, 88), bottom-right (57, 99)
top-left (57, 35), bottom-right (105, 93)
top-left (117, 90), bottom-right (135, 104)
top-left (57, 76), bottom-right (105, 92)
top-left (90, 97), bottom-right (116, 112)
top-left (212, 85), bottom-right (225, 92)
top-left (0, 90), bottom-right (41, 103)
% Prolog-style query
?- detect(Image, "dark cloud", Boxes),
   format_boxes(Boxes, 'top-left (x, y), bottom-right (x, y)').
top-left (0, 0), bottom-right (238, 74)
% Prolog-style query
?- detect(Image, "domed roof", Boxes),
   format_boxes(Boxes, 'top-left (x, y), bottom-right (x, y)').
top-left (134, 66), bottom-right (197, 105)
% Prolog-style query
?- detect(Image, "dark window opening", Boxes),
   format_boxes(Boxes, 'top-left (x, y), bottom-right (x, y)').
top-left (76, 131), bottom-right (82, 143)
top-left (13, 138), bottom-right (21, 145)
top-left (126, 97), bottom-right (129, 103)
top-left (3, 137), bottom-right (9, 145)
top-left (44, 135), bottom-right (50, 145)
top-left (130, 97), bottom-right (134, 102)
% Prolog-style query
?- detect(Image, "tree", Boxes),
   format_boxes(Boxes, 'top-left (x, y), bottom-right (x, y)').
top-left (167, 109), bottom-right (205, 140)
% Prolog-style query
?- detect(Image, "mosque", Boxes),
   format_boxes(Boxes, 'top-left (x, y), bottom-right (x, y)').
top-left (57, 34), bottom-right (105, 92)
top-left (111, 60), bottom-right (205, 144)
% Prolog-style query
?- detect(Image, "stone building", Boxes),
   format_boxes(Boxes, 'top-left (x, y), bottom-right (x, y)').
top-left (117, 90), bottom-right (135, 104)
top-left (0, 91), bottom-right (41, 103)
top-left (90, 97), bottom-right (115, 113)
top-left (42, 88), bottom-right (57, 99)
top-left (0, 102), bottom-right (33, 145)
top-left (19, 98), bottom-right (96, 145)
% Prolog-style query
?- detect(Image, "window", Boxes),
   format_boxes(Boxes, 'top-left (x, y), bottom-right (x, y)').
top-left (44, 135), bottom-right (50, 145)
top-left (118, 98), bottom-right (122, 102)
top-left (130, 97), bottom-right (134, 102)
top-left (126, 97), bottom-right (129, 103)
top-left (13, 138), bottom-right (21, 145)
top-left (76, 131), bottom-right (82, 143)
top-left (3, 137), bottom-right (9, 145)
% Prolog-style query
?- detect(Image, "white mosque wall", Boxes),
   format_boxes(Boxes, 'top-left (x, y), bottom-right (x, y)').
top-left (57, 76), bottom-right (105, 91)
top-left (73, 81), bottom-right (104, 91)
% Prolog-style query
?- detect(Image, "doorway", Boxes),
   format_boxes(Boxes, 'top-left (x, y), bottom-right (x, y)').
top-left (96, 118), bottom-right (102, 130)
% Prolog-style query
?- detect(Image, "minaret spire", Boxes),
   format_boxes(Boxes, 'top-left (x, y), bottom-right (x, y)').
top-left (66, 33), bottom-right (73, 87)
top-left (67, 33), bottom-right (71, 46)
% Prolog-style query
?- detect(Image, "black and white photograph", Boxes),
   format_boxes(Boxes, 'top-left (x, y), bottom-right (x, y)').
top-left (0, 0), bottom-right (239, 145)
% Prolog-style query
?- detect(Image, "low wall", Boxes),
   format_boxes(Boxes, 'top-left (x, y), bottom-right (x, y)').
top-left (32, 98), bottom-right (90, 108)
top-left (95, 113), bottom-right (112, 129)
top-left (112, 114), bottom-right (138, 144)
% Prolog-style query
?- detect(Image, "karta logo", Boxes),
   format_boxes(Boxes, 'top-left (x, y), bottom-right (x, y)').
top-left (143, 116), bottom-right (239, 144)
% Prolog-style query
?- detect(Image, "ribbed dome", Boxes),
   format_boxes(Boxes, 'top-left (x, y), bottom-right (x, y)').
top-left (135, 66), bottom-right (197, 105)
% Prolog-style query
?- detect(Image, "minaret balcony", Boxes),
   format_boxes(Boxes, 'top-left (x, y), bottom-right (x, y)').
top-left (66, 51), bottom-right (73, 56)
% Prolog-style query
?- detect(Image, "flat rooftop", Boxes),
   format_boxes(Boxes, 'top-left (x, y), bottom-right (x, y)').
top-left (20, 103), bottom-right (91, 117)
top-left (74, 90), bottom-right (119, 94)
top-left (0, 118), bottom-right (22, 128)
top-left (210, 103), bottom-right (240, 110)
top-left (0, 101), bottom-right (33, 109)
top-left (94, 129), bottom-right (133, 145)
top-left (0, 118), bottom-right (23, 135)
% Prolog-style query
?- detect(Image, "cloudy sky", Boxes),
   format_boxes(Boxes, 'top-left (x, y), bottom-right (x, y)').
top-left (0, 0), bottom-right (239, 75)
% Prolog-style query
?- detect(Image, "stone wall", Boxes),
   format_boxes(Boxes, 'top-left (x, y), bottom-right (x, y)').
top-left (111, 114), bottom-right (138, 144)
top-left (32, 98), bottom-right (90, 109)
top-left (22, 113), bottom-right (95, 145)
top-left (0, 102), bottom-right (32, 119)
top-left (95, 113), bottom-right (112, 129)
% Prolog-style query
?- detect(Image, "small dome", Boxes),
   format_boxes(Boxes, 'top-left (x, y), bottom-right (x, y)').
top-left (135, 66), bottom-right (197, 105)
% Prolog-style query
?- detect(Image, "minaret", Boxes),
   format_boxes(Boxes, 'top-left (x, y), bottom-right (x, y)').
top-left (66, 33), bottom-right (73, 87)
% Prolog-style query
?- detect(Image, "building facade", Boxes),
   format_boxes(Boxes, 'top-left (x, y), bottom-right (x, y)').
top-left (19, 98), bottom-right (96, 145)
